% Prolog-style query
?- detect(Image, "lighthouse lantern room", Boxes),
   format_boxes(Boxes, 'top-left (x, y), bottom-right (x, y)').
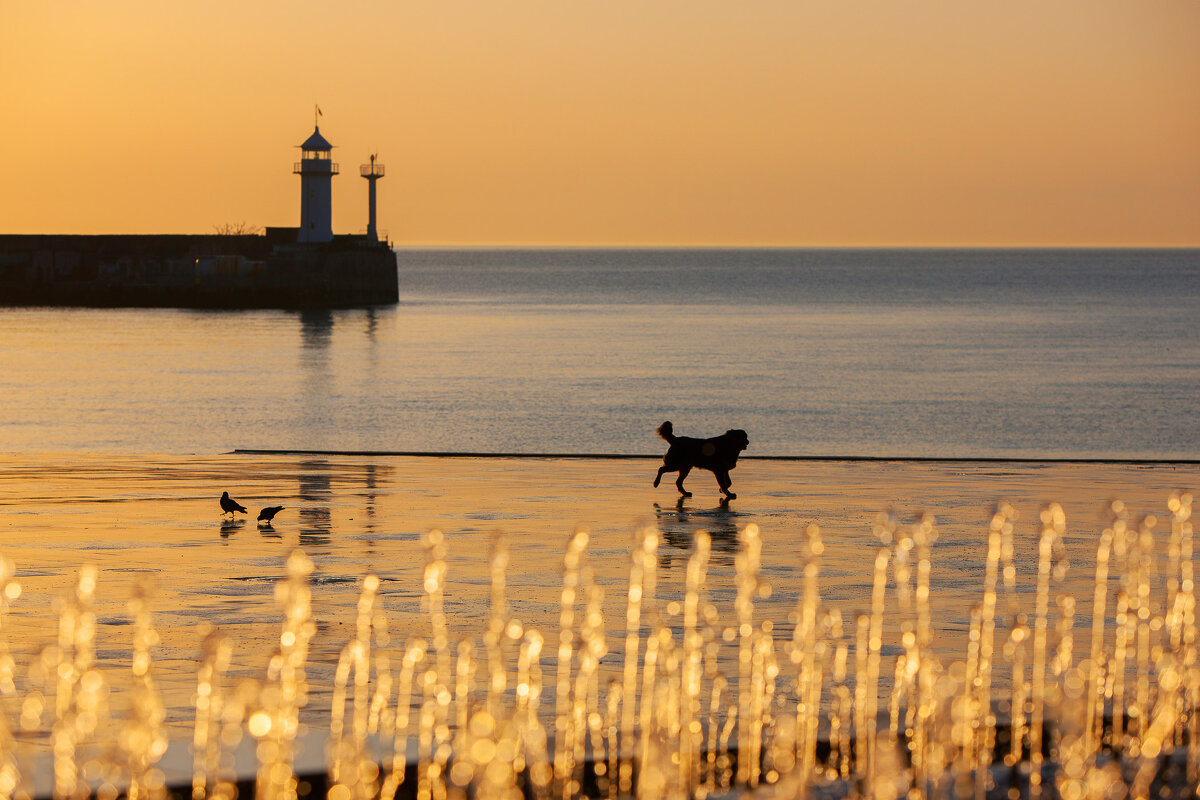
top-left (294, 124), bottom-right (338, 243)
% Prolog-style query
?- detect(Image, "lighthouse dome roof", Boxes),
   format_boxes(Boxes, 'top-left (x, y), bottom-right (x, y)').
top-left (298, 126), bottom-right (334, 151)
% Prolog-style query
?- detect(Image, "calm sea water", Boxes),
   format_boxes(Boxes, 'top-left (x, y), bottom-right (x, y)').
top-left (1, 249), bottom-right (1198, 749)
top-left (2, 248), bottom-right (1197, 459)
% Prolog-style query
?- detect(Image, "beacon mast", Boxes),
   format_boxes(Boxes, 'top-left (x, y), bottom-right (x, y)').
top-left (360, 153), bottom-right (385, 242)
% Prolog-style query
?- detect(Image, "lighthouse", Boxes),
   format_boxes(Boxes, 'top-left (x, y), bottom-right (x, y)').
top-left (294, 124), bottom-right (338, 243)
top-left (360, 153), bottom-right (385, 242)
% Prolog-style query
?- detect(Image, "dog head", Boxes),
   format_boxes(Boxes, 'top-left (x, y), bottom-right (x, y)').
top-left (723, 429), bottom-right (750, 453)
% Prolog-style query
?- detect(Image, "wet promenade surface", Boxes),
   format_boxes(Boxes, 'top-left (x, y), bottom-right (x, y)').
top-left (0, 453), bottom-right (1195, 741)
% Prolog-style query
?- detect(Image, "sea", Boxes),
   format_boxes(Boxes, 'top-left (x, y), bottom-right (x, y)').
top-left (2, 247), bottom-right (1196, 459)
top-left (1, 248), bottom-right (1198, 758)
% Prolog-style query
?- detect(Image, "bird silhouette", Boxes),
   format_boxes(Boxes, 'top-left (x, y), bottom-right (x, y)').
top-left (258, 505), bottom-right (285, 524)
top-left (220, 492), bottom-right (247, 517)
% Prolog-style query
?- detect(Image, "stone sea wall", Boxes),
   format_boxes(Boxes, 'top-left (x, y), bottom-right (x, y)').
top-left (0, 233), bottom-right (398, 308)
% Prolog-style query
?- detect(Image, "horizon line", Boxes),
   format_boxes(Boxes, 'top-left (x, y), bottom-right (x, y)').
top-left (390, 242), bottom-right (1200, 251)
top-left (3, 232), bottom-right (1198, 250)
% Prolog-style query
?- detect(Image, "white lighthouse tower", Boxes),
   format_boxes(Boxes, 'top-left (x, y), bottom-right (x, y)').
top-left (294, 122), bottom-right (338, 243)
top-left (360, 153), bottom-right (385, 242)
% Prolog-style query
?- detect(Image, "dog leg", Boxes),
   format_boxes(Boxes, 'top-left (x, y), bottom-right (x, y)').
top-left (654, 465), bottom-right (672, 488)
top-left (716, 470), bottom-right (737, 500)
top-left (675, 465), bottom-right (693, 497)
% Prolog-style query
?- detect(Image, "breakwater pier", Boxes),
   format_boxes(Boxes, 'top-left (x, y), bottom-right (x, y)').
top-left (0, 232), bottom-right (398, 309)
top-left (0, 120), bottom-right (399, 309)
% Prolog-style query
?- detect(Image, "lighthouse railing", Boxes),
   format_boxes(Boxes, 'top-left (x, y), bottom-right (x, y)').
top-left (294, 161), bottom-right (340, 174)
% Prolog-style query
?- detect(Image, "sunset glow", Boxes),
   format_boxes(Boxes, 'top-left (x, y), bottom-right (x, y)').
top-left (4, 1), bottom-right (1199, 245)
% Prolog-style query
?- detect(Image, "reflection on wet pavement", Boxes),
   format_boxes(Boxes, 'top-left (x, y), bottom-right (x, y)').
top-left (0, 452), bottom-right (1194, 742)
top-left (298, 459), bottom-right (333, 548)
top-left (655, 497), bottom-right (743, 568)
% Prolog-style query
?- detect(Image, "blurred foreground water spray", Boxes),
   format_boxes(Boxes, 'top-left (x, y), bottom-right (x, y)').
top-left (0, 493), bottom-right (1195, 800)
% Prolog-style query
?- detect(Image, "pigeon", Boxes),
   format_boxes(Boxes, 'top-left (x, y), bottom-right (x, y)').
top-left (220, 492), bottom-right (247, 516)
top-left (258, 505), bottom-right (285, 524)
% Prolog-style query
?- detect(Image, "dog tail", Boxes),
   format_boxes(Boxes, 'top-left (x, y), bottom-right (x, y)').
top-left (657, 420), bottom-right (676, 443)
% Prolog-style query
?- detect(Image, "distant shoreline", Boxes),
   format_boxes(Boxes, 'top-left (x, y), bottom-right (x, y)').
top-left (231, 448), bottom-right (1200, 465)
top-left (392, 244), bottom-right (1200, 251)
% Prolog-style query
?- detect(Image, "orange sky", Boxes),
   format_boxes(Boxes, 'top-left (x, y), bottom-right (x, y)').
top-left (3, 1), bottom-right (1198, 246)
